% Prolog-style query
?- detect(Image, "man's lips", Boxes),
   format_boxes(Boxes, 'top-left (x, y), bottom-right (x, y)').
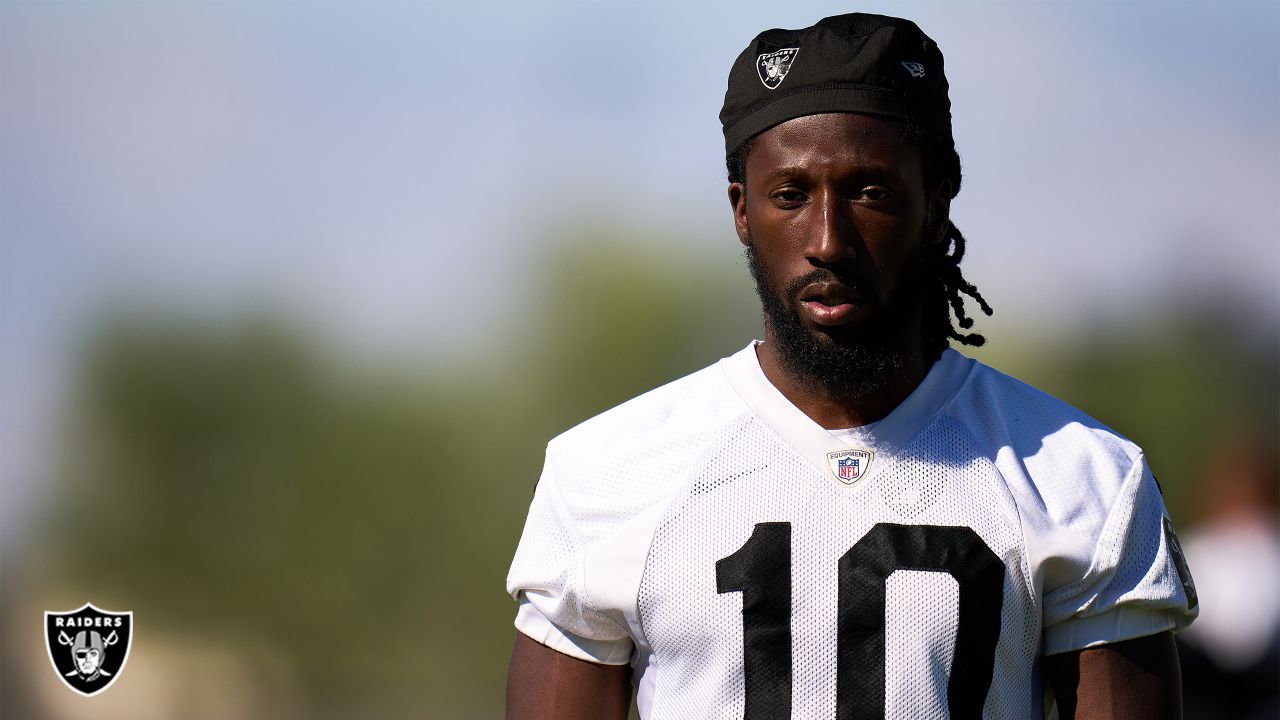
top-left (798, 282), bottom-right (866, 326)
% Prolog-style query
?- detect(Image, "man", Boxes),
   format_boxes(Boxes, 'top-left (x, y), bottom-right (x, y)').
top-left (505, 13), bottom-right (1197, 719)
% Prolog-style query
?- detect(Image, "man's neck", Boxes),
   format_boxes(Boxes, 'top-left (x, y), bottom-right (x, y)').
top-left (753, 339), bottom-right (932, 430)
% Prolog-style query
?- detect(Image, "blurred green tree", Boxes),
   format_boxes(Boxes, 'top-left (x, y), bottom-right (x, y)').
top-left (37, 232), bottom-right (754, 718)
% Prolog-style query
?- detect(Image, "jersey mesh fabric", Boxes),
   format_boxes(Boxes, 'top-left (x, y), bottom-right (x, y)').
top-left (507, 344), bottom-right (1197, 719)
top-left (885, 571), bottom-right (958, 718)
top-left (952, 362), bottom-right (1195, 650)
top-left (507, 363), bottom-right (751, 660)
top-left (638, 413), bottom-right (1040, 719)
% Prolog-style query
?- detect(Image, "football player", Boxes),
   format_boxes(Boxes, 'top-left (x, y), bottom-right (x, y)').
top-left (506, 13), bottom-right (1197, 719)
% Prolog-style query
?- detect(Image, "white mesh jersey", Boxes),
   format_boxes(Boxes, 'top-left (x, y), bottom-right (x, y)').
top-left (507, 343), bottom-right (1197, 719)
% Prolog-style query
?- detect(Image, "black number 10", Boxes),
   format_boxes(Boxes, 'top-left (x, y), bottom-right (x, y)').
top-left (716, 522), bottom-right (1004, 720)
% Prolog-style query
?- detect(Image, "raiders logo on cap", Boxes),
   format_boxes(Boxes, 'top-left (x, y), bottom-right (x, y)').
top-left (756, 48), bottom-right (799, 89)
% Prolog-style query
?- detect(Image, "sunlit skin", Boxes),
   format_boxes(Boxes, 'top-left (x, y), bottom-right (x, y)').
top-left (727, 112), bottom-right (951, 429)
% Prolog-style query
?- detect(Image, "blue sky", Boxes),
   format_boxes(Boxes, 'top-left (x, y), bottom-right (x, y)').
top-left (2, 0), bottom-right (1277, 537)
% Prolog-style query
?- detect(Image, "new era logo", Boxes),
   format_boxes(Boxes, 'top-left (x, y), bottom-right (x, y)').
top-left (901, 61), bottom-right (926, 78)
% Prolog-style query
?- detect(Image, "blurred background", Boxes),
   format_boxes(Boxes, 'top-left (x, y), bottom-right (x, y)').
top-left (2, 1), bottom-right (1276, 718)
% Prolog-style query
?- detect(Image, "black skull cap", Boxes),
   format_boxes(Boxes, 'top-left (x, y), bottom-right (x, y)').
top-left (720, 13), bottom-right (952, 156)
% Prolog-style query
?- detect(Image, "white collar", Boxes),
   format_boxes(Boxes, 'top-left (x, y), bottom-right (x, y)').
top-left (718, 341), bottom-right (975, 485)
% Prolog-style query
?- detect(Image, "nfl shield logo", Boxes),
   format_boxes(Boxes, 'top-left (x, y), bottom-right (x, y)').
top-left (826, 449), bottom-right (874, 486)
top-left (44, 602), bottom-right (133, 697)
top-left (838, 457), bottom-right (860, 481)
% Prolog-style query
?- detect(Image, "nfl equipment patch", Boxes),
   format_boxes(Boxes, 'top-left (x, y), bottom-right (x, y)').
top-left (825, 448), bottom-right (873, 486)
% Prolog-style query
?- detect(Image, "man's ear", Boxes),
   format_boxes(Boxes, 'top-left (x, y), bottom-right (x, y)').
top-left (929, 179), bottom-right (953, 245)
top-left (728, 182), bottom-right (749, 246)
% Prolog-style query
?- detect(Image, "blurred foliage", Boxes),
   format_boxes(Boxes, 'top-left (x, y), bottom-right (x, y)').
top-left (24, 230), bottom-right (1276, 718)
top-left (31, 231), bottom-right (758, 718)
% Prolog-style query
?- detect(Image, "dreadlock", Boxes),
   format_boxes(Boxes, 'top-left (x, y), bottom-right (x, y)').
top-left (725, 120), bottom-right (993, 360)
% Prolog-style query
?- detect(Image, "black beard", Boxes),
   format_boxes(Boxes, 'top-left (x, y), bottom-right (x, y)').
top-left (744, 236), bottom-right (931, 400)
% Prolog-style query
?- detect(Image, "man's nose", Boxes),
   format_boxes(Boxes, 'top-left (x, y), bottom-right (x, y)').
top-left (806, 189), bottom-right (858, 264)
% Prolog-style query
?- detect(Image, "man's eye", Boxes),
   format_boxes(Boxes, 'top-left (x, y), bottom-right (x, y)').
top-left (771, 189), bottom-right (806, 205)
top-left (857, 187), bottom-right (891, 202)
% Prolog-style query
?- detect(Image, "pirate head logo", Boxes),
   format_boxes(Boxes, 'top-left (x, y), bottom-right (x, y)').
top-left (756, 48), bottom-right (799, 89)
top-left (45, 603), bottom-right (133, 696)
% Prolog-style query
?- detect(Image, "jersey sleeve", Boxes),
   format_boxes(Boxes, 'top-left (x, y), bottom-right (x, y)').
top-left (1040, 454), bottom-right (1199, 655)
top-left (505, 449), bottom-right (636, 665)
